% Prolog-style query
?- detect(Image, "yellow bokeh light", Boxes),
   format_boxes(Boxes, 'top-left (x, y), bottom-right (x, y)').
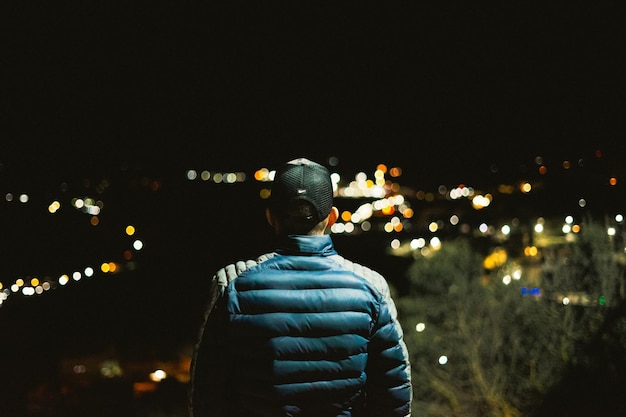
top-left (484, 257), bottom-right (496, 270)
top-left (48, 201), bottom-right (61, 214)
top-left (254, 168), bottom-right (270, 182)
top-left (524, 246), bottom-right (538, 257)
top-left (483, 249), bottom-right (507, 270)
top-left (341, 211), bottom-right (352, 222)
top-left (259, 188), bottom-right (271, 200)
top-left (126, 225), bottom-right (136, 236)
top-left (101, 263), bottom-right (111, 273)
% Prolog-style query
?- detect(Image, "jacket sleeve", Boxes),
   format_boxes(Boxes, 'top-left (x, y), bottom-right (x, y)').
top-left (188, 295), bottom-right (232, 417)
top-left (365, 292), bottom-right (413, 417)
top-left (188, 265), bottom-right (240, 417)
top-left (188, 254), bottom-right (275, 417)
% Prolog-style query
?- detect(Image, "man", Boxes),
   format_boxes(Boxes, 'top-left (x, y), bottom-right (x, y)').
top-left (189, 157), bottom-right (412, 417)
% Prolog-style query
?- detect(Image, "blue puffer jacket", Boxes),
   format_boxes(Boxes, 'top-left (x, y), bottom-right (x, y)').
top-left (190, 234), bottom-right (412, 417)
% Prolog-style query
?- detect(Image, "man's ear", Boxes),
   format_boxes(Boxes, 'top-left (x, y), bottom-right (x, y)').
top-left (265, 207), bottom-right (274, 227)
top-left (327, 206), bottom-right (339, 227)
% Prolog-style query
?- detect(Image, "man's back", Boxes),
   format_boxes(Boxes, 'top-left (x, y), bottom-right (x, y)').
top-left (190, 234), bottom-right (412, 417)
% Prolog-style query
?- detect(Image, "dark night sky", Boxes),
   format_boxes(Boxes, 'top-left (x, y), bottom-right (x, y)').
top-left (5, 4), bottom-right (626, 176)
top-left (2, 3), bottom-right (626, 359)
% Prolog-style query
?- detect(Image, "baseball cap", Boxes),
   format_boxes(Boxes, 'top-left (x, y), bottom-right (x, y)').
top-left (269, 157), bottom-right (333, 223)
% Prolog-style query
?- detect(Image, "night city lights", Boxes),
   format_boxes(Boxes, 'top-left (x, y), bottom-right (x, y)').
top-left (1, 146), bottom-right (625, 417)
top-left (4, 149), bottom-right (622, 306)
top-left (0, 186), bottom-right (144, 307)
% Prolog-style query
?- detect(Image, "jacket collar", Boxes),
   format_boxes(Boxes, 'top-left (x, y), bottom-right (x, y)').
top-left (276, 234), bottom-right (338, 256)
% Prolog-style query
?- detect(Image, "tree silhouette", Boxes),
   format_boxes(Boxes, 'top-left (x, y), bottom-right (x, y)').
top-left (397, 218), bottom-right (626, 417)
